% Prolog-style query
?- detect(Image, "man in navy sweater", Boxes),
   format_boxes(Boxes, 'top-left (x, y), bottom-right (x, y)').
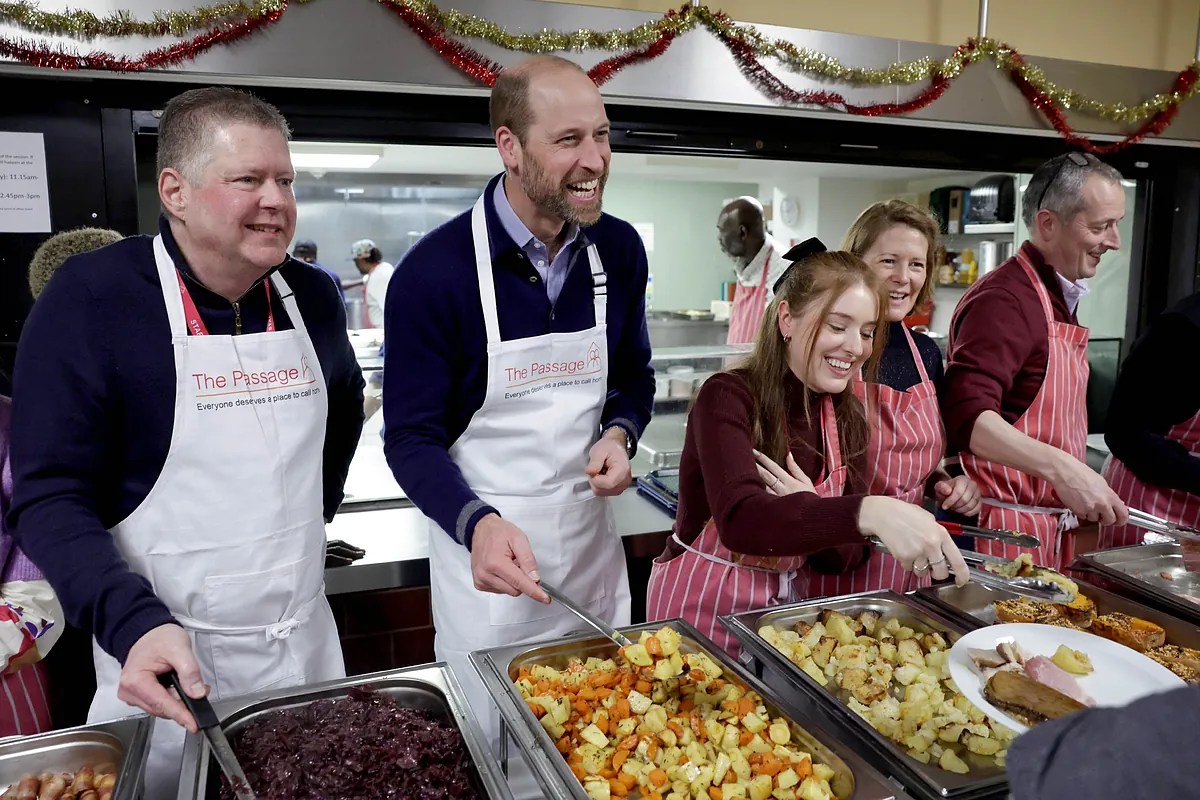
top-left (383, 55), bottom-right (654, 730)
top-left (8, 87), bottom-right (363, 793)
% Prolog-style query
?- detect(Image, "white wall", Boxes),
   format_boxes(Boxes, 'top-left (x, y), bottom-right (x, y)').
top-left (602, 177), bottom-right (759, 311)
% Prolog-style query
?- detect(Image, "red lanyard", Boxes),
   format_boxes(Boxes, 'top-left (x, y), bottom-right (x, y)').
top-left (175, 270), bottom-right (275, 336)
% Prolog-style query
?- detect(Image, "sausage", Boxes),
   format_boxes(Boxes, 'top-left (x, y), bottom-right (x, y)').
top-left (77, 792), bottom-right (98, 800)
top-left (91, 776), bottom-right (114, 793)
top-left (36, 776), bottom-right (66, 800)
top-left (90, 766), bottom-right (114, 779)
top-left (16, 776), bottom-right (40, 800)
top-left (96, 793), bottom-right (111, 800)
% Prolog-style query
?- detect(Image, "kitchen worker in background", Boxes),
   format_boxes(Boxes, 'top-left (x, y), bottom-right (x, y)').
top-left (8, 87), bottom-right (364, 796)
top-left (383, 55), bottom-right (654, 737)
top-left (1006, 683), bottom-right (1200, 798)
top-left (351, 238), bottom-right (394, 328)
top-left (718, 196), bottom-right (788, 344)
top-left (646, 241), bottom-right (968, 653)
top-left (941, 153), bottom-right (1128, 572)
top-left (293, 238), bottom-right (347, 301)
top-left (799, 201), bottom-right (982, 597)
top-left (0, 375), bottom-right (63, 737)
top-left (1099, 289), bottom-right (1200, 548)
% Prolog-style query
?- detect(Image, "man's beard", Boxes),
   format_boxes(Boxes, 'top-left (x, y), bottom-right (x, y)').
top-left (520, 153), bottom-right (607, 228)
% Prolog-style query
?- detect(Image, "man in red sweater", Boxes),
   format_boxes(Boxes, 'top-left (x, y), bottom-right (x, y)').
top-left (941, 153), bottom-right (1129, 570)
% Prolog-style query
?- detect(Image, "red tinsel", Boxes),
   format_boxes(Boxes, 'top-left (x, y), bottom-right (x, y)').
top-left (378, 0), bottom-right (502, 85)
top-left (717, 21), bottom-right (954, 116)
top-left (588, 28), bottom-right (677, 86)
top-left (1005, 47), bottom-right (1200, 155)
top-left (0, 4), bottom-right (283, 72)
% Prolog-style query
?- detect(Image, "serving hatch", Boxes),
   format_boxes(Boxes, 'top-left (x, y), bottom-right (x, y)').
top-left (0, 716), bottom-right (151, 800)
top-left (721, 591), bottom-right (1009, 800)
top-left (470, 618), bottom-right (902, 800)
top-left (175, 664), bottom-right (511, 800)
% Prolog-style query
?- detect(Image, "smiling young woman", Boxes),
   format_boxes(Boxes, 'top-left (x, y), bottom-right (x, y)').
top-left (645, 244), bottom-right (968, 654)
top-left (796, 201), bottom-right (984, 599)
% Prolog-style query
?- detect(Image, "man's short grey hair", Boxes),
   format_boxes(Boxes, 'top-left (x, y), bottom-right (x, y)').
top-left (156, 87), bottom-right (291, 182)
top-left (1021, 153), bottom-right (1124, 228)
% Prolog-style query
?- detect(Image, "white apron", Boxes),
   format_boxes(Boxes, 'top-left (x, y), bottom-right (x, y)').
top-left (87, 236), bottom-right (345, 799)
top-left (428, 196), bottom-right (632, 752)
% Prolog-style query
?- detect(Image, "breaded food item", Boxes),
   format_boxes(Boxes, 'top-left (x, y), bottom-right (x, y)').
top-left (994, 598), bottom-right (1062, 625)
top-left (984, 670), bottom-right (1087, 726)
top-left (1054, 592), bottom-right (1096, 628)
top-left (1040, 616), bottom-right (1082, 631)
top-left (1146, 645), bottom-right (1200, 683)
top-left (1090, 612), bottom-right (1166, 652)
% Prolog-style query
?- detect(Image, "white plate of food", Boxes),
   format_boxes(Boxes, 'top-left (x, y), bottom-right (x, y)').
top-left (948, 623), bottom-right (1184, 734)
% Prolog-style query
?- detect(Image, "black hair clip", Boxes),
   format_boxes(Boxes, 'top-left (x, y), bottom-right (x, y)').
top-left (773, 237), bottom-right (827, 294)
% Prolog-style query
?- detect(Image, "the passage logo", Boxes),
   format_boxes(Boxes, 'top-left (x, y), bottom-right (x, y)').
top-left (504, 341), bottom-right (605, 389)
top-left (192, 355), bottom-right (317, 397)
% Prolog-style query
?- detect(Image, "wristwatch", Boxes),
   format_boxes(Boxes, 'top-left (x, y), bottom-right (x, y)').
top-left (607, 424), bottom-right (635, 459)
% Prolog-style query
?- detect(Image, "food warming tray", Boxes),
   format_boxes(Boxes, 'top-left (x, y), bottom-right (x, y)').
top-left (1073, 542), bottom-right (1200, 624)
top-left (912, 575), bottom-right (1200, 650)
top-left (471, 618), bottom-right (904, 800)
top-left (722, 591), bottom-right (1007, 800)
top-left (0, 716), bottom-right (151, 799)
top-left (175, 664), bottom-right (512, 800)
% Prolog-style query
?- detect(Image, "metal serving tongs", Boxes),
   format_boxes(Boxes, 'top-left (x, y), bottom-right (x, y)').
top-left (540, 580), bottom-right (633, 647)
top-left (870, 541), bottom-right (1074, 603)
top-left (1125, 508), bottom-right (1200, 543)
top-left (158, 671), bottom-right (257, 800)
top-left (939, 522), bottom-right (1041, 549)
top-left (961, 550), bottom-right (1076, 603)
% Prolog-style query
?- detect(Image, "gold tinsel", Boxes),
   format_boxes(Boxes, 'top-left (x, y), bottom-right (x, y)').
top-left (2, 0), bottom-right (1196, 124)
top-left (0, 0), bottom-right (292, 39)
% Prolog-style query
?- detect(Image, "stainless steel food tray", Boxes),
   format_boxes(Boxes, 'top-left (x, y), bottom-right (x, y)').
top-left (471, 618), bottom-right (903, 800)
top-left (176, 664), bottom-right (511, 800)
top-left (913, 575), bottom-right (1200, 652)
top-left (1073, 542), bottom-right (1200, 624)
top-left (0, 716), bottom-right (151, 799)
top-left (722, 591), bottom-right (1008, 800)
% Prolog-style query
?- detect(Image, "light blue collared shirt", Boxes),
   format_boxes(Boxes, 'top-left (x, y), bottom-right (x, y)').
top-left (493, 177), bottom-right (580, 305)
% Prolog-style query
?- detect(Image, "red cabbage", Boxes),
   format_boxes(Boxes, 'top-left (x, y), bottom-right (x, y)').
top-left (220, 687), bottom-right (482, 799)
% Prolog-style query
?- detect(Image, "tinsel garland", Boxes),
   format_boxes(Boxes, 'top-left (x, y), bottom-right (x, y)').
top-left (2, 0), bottom-right (1196, 127)
top-left (0, 3), bottom-right (282, 71)
top-left (0, 0), bottom-right (1195, 152)
top-left (0, 0), bottom-right (295, 39)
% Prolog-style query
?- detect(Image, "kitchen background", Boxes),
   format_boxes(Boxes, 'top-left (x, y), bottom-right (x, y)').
top-left (232, 141), bottom-right (1135, 346)
top-left (134, 141), bottom-right (1134, 484)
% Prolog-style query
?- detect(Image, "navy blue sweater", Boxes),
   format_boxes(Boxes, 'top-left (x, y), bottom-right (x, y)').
top-left (7, 217), bottom-right (365, 664)
top-left (383, 174), bottom-right (655, 548)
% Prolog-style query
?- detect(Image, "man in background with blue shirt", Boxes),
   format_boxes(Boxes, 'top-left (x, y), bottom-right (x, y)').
top-left (383, 55), bottom-right (655, 734)
top-left (292, 238), bottom-right (347, 301)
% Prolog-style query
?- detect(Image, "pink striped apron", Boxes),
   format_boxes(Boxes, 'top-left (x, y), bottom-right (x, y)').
top-left (0, 662), bottom-right (51, 737)
top-left (726, 252), bottom-right (772, 345)
top-left (1099, 411), bottom-right (1200, 549)
top-left (960, 254), bottom-right (1090, 573)
top-left (801, 324), bottom-right (946, 597)
top-left (645, 395), bottom-right (847, 653)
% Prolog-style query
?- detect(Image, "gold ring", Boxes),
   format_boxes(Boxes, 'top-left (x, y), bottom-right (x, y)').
top-left (928, 556), bottom-right (947, 566)
top-left (913, 560), bottom-right (930, 573)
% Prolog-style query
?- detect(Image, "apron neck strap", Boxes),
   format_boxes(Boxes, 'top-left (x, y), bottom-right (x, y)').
top-left (471, 195), bottom-right (503, 344)
top-left (1016, 250), bottom-right (1056, 322)
top-left (819, 393), bottom-right (843, 478)
top-left (899, 323), bottom-right (931, 383)
top-left (471, 192), bottom-right (608, 344)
